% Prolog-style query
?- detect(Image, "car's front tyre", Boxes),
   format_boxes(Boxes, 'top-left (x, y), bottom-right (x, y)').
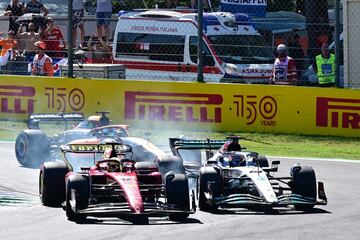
top-left (39, 161), bottom-right (68, 206)
top-left (166, 173), bottom-right (190, 221)
top-left (291, 165), bottom-right (317, 211)
top-left (198, 167), bottom-right (221, 212)
top-left (65, 174), bottom-right (89, 222)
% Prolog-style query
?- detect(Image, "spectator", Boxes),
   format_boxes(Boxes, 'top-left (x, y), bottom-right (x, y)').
top-left (86, 33), bottom-right (112, 63)
top-left (25, 0), bottom-right (48, 32)
top-left (43, 16), bottom-right (66, 58)
top-left (0, 30), bottom-right (18, 67)
top-left (0, 30), bottom-right (28, 75)
top-left (288, 33), bottom-right (305, 78)
top-left (96, 0), bottom-right (112, 45)
top-left (16, 22), bottom-right (40, 61)
top-left (25, 0), bottom-right (48, 15)
top-left (314, 43), bottom-right (335, 87)
top-left (270, 44), bottom-right (298, 85)
top-left (4, 0), bottom-right (25, 32)
top-left (72, 0), bottom-right (85, 49)
top-left (31, 41), bottom-right (53, 76)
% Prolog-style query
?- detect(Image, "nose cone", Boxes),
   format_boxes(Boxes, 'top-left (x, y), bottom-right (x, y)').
top-left (132, 201), bottom-right (144, 213)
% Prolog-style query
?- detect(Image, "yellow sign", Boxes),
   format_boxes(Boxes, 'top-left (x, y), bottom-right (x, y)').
top-left (0, 76), bottom-right (359, 137)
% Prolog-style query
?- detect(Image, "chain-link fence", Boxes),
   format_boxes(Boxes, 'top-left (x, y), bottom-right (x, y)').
top-left (0, 0), bottom-right (347, 87)
top-left (343, 0), bottom-right (360, 89)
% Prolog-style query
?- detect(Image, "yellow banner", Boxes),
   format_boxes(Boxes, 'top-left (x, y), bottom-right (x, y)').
top-left (0, 76), bottom-right (359, 137)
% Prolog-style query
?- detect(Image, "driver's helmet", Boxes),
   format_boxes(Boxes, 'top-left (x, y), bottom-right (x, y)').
top-left (220, 154), bottom-right (245, 167)
top-left (107, 158), bottom-right (121, 172)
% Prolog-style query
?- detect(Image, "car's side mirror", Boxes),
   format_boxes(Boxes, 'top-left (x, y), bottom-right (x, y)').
top-left (272, 160), bottom-right (280, 166)
top-left (271, 160), bottom-right (280, 172)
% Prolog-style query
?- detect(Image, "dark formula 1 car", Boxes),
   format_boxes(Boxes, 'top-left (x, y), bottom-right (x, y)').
top-left (39, 139), bottom-right (194, 223)
top-left (170, 136), bottom-right (327, 212)
top-left (15, 112), bottom-right (128, 167)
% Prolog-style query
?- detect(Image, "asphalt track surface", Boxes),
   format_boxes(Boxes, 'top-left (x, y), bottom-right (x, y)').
top-left (0, 142), bottom-right (360, 240)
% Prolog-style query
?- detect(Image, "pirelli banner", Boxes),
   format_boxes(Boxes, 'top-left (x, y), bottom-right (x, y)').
top-left (0, 76), bottom-right (359, 137)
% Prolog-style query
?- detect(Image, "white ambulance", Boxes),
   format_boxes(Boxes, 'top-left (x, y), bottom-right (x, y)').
top-left (112, 10), bottom-right (274, 83)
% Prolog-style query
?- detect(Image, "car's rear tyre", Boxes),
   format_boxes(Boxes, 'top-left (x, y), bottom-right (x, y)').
top-left (15, 130), bottom-right (50, 168)
top-left (291, 165), bottom-right (317, 211)
top-left (39, 161), bottom-right (68, 206)
top-left (65, 174), bottom-right (89, 222)
top-left (198, 167), bottom-right (221, 212)
top-left (166, 174), bottom-right (190, 221)
top-left (157, 155), bottom-right (185, 175)
top-left (256, 155), bottom-right (269, 168)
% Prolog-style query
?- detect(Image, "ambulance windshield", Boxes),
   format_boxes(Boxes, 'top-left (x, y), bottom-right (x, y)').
top-left (208, 35), bottom-right (274, 64)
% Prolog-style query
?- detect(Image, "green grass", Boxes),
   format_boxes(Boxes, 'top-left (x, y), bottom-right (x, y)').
top-left (1, 120), bottom-right (359, 160)
top-left (0, 121), bottom-right (24, 141)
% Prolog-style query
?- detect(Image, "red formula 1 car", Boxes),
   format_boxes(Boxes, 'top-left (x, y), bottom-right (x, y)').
top-left (39, 139), bottom-right (194, 223)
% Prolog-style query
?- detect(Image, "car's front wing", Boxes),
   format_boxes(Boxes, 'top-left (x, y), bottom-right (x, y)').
top-left (77, 202), bottom-right (195, 217)
top-left (211, 193), bottom-right (327, 208)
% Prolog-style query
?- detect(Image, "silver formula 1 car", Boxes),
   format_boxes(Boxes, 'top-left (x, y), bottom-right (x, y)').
top-left (170, 136), bottom-right (327, 212)
top-left (15, 112), bottom-right (128, 167)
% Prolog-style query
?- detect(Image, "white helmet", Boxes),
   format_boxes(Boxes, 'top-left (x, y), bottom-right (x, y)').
top-left (277, 44), bottom-right (287, 52)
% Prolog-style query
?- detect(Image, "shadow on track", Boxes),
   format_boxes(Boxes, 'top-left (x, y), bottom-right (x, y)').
top-left (19, 165), bottom-right (41, 170)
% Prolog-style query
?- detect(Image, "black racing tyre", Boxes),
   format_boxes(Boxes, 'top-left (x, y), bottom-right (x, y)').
top-left (15, 130), bottom-right (50, 168)
top-left (65, 174), bottom-right (89, 222)
top-left (166, 173), bottom-right (190, 221)
top-left (291, 165), bottom-right (317, 211)
top-left (39, 161), bottom-right (69, 206)
top-left (157, 155), bottom-right (185, 175)
top-left (198, 167), bottom-right (221, 212)
top-left (256, 155), bottom-right (269, 168)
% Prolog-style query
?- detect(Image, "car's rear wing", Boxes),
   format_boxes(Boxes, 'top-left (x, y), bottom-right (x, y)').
top-left (27, 113), bottom-right (85, 129)
top-left (169, 138), bottom-right (226, 157)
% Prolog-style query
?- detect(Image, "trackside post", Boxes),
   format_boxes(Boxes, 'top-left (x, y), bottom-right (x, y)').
top-left (335, 0), bottom-right (341, 87)
top-left (67, 0), bottom-right (74, 78)
top-left (197, 0), bottom-right (204, 83)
